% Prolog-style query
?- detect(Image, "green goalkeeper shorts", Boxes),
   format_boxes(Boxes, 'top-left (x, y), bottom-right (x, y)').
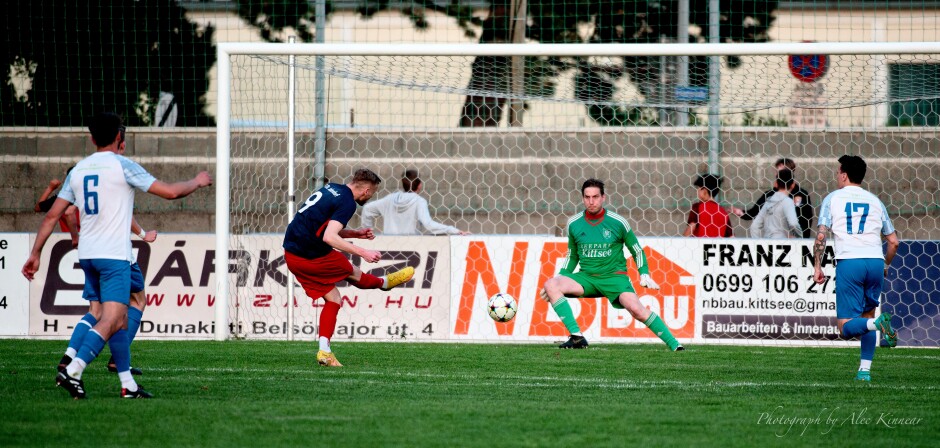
top-left (560, 271), bottom-right (636, 309)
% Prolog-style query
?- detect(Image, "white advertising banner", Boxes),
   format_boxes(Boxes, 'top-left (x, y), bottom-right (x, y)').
top-left (24, 234), bottom-right (449, 341)
top-left (223, 235), bottom-right (450, 341)
top-left (0, 234), bottom-right (31, 336)
top-left (449, 236), bottom-right (843, 345)
top-left (448, 236), bottom-right (697, 344)
top-left (693, 239), bottom-right (845, 344)
top-left (9, 231), bottom-right (848, 346)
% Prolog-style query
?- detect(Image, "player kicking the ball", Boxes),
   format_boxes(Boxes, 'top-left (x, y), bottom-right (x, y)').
top-left (283, 169), bottom-right (414, 367)
top-left (541, 178), bottom-right (683, 351)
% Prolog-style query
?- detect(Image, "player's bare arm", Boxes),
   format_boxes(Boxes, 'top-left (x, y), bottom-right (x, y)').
top-left (813, 225), bottom-right (829, 284)
top-left (339, 228), bottom-right (375, 240)
top-left (22, 198), bottom-right (72, 281)
top-left (323, 220), bottom-right (381, 262)
top-left (131, 218), bottom-right (158, 243)
top-left (147, 171), bottom-right (213, 199)
top-left (883, 231), bottom-right (900, 275)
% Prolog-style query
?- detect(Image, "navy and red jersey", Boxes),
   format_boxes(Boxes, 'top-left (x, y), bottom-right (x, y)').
top-left (688, 200), bottom-right (733, 237)
top-left (283, 183), bottom-right (357, 259)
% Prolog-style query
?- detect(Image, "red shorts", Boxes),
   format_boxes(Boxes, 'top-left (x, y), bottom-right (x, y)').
top-left (285, 250), bottom-right (353, 300)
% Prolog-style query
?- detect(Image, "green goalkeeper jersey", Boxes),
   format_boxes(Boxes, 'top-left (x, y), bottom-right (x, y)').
top-left (561, 208), bottom-right (650, 276)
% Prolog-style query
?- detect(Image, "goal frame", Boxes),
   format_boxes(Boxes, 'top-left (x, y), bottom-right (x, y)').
top-left (214, 41), bottom-right (940, 340)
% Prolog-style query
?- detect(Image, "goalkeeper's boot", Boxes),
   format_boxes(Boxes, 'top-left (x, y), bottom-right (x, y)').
top-left (674, 345), bottom-right (686, 352)
top-left (381, 266), bottom-right (415, 291)
top-left (56, 371), bottom-right (87, 399)
top-left (855, 370), bottom-right (872, 382)
top-left (558, 335), bottom-right (589, 349)
top-left (874, 313), bottom-right (898, 348)
top-left (107, 356), bottom-right (143, 375)
top-left (122, 386), bottom-right (154, 399)
top-left (317, 350), bottom-right (343, 367)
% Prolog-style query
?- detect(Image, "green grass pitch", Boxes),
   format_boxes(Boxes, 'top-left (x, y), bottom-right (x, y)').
top-left (1, 340), bottom-right (937, 447)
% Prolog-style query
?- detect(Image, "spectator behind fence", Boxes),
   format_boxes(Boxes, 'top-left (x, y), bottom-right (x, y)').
top-left (733, 157), bottom-right (814, 237)
top-left (750, 169), bottom-right (802, 239)
top-left (361, 169), bottom-right (470, 236)
top-left (684, 173), bottom-right (733, 238)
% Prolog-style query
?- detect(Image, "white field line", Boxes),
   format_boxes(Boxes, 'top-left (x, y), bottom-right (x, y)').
top-left (5, 155), bottom-right (940, 165)
top-left (12, 364), bottom-right (935, 391)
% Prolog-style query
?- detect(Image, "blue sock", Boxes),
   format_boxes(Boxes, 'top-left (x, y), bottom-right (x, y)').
top-left (108, 329), bottom-right (131, 373)
top-left (127, 307), bottom-right (144, 345)
top-left (76, 330), bottom-right (107, 365)
top-left (67, 313), bottom-right (98, 352)
top-left (841, 318), bottom-right (870, 338)
top-left (860, 330), bottom-right (876, 363)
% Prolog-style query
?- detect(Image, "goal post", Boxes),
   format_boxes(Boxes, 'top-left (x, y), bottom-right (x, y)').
top-left (215, 42), bottom-right (940, 345)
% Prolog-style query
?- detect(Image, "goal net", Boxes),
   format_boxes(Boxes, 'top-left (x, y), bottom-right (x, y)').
top-left (216, 42), bottom-right (940, 348)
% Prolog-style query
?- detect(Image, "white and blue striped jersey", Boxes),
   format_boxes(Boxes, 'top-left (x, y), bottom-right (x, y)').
top-left (59, 152), bottom-right (156, 261)
top-left (818, 186), bottom-right (895, 260)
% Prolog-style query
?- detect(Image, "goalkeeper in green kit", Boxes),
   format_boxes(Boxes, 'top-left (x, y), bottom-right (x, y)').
top-left (542, 178), bottom-right (684, 351)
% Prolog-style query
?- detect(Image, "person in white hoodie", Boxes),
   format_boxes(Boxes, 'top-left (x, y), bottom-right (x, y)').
top-left (750, 169), bottom-right (802, 239)
top-left (361, 169), bottom-right (470, 236)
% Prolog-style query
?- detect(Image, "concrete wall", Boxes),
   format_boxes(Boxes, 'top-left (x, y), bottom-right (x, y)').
top-left (3, 128), bottom-right (938, 239)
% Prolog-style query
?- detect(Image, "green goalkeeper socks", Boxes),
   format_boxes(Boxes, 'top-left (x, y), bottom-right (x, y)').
top-left (644, 312), bottom-right (681, 351)
top-left (551, 297), bottom-right (582, 335)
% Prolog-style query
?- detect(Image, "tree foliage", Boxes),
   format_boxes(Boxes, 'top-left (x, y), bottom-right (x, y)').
top-left (1, 0), bottom-right (215, 126)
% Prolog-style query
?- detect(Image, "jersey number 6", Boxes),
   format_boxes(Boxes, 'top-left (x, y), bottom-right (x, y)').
top-left (83, 175), bottom-right (100, 215)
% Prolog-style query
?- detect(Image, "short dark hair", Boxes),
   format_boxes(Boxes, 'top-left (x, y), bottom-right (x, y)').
top-left (775, 158), bottom-right (796, 171)
top-left (775, 168), bottom-right (795, 190)
top-left (693, 173), bottom-right (723, 198)
top-left (581, 178), bottom-right (605, 196)
top-left (88, 112), bottom-right (124, 148)
top-left (838, 155), bottom-right (867, 184)
top-left (401, 169), bottom-right (422, 192)
top-left (351, 168), bottom-right (382, 186)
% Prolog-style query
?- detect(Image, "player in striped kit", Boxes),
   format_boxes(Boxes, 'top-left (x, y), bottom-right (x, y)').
top-left (541, 178), bottom-right (683, 351)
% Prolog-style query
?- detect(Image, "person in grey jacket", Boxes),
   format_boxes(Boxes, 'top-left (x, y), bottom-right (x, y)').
top-left (361, 169), bottom-right (470, 236)
top-left (751, 169), bottom-right (802, 239)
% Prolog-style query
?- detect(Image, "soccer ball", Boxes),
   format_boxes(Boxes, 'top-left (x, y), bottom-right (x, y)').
top-left (487, 293), bottom-right (517, 322)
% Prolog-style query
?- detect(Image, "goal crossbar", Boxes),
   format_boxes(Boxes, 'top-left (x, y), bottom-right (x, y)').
top-left (218, 42), bottom-right (940, 57)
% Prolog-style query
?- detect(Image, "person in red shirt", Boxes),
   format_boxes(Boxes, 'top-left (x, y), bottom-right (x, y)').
top-left (684, 173), bottom-right (733, 238)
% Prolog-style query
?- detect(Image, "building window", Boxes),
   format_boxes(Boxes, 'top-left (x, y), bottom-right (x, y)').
top-left (888, 63), bottom-right (940, 127)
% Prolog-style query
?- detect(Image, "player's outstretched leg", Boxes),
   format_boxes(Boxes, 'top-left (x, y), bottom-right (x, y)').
top-left (642, 312), bottom-right (684, 351)
top-left (618, 293), bottom-right (682, 351)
